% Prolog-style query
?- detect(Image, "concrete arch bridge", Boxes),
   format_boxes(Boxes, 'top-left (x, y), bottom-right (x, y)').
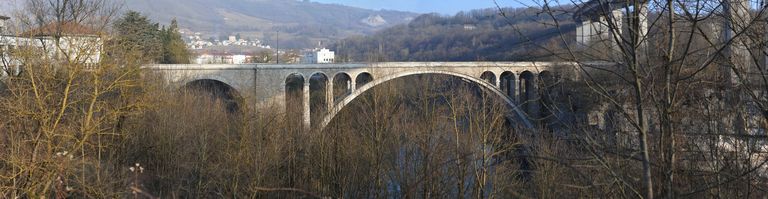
top-left (146, 62), bottom-right (579, 131)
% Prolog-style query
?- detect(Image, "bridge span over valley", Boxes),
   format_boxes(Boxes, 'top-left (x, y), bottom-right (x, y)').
top-left (146, 62), bottom-right (584, 130)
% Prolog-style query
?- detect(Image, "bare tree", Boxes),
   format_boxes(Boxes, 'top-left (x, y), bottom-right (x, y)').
top-left (508, 0), bottom-right (768, 197)
top-left (0, 0), bottom-right (150, 197)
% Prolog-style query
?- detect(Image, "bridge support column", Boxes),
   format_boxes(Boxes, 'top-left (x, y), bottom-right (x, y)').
top-left (303, 81), bottom-right (311, 131)
top-left (638, 4), bottom-right (648, 48)
top-left (722, 0), bottom-right (752, 84)
top-left (511, 78), bottom-right (519, 102)
top-left (575, 2), bottom-right (649, 52)
top-left (326, 80), bottom-right (334, 113)
top-left (529, 84), bottom-right (540, 124)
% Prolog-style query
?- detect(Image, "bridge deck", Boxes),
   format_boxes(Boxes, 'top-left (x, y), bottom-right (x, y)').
top-left (147, 61), bottom-right (595, 131)
top-left (146, 62), bottom-right (576, 70)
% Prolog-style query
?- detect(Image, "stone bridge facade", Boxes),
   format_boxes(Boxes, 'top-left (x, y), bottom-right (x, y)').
top-left (146, 62), bottom-right (579, 130)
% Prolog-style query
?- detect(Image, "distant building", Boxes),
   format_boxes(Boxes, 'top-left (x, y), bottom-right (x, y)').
top-left (301, 48), bottom-right (335, 64)
top-left (194, 53), bottom-right (254, 64)
top-left (26, 22), bottom-right (103, 64)
top-left (231, 54), bottom-right (248, 64)
top-left (2, 17), bottom-right (104, 77)
top-left (463, 24), bottom-right (477, 31)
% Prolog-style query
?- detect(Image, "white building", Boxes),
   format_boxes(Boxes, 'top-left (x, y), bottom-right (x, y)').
top-left (2, 16), bottom-right (103, 69)
top-left (194, 53), bottom-right (253, 64)
top-left (301, 48), bottom-right (335, 64)
top-left (24, 22), bottom-right (103, 65)
top-left (2, 16), bottom-right (104, 79)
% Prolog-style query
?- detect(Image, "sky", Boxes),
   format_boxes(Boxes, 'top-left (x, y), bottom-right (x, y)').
top-left (0, 0), bottom-right (537, 16)
top-left (311, 0), bottom-right (533, 15)
top-left (0, 0), bottom-right (19, 14)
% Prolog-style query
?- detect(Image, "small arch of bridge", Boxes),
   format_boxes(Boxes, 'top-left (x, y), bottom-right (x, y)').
top-left (480, 71), bottom-right (497, 86)
top-left (332, 72), bottom-right (354, 101)
top-left (355, 72), bottom-right (374, 87)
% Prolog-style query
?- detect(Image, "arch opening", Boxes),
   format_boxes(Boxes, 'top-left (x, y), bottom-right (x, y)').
top-left (181, 79), bottom-right (242, 113)
top-left (333, 73), bottom-right (353, 102)
top-left (500, 71), bottom-right (516, 100)
top-left (310, 73), bottom-right (329, 127)
top-left (539, 71), bottom-right (557, 88)
top-left (480, 71), bottom-right (497, 86)
top-left (355, 72), bottom-right (373, 88)
top-left (285, 73), bottom-right (305, 129)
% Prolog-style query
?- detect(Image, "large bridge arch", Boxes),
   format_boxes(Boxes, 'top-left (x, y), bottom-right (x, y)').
top-left (182, 78), bottom-right (241, 95)
top-left (180, 78), bottom-right (243, 112)
top-left (319, 70), bottom-right (535, 130)
top-left (180, 75), bottom-right (238, 90)
top-left (147, 64), bottom-right (258, 100)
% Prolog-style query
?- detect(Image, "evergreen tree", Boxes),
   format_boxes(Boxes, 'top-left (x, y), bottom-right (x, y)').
top-left (106, 12), bottom-right (191, 65)
top-left (108, 11), bottom-right (163, 66)
top-left (161, 19), bottom-right (191, 64)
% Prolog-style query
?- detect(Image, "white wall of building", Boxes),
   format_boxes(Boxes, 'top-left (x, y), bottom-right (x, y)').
top-left (195, 54), bottom-right (253, 64)
top-left (39, 36), bottom-right (102, 64)
top-left (232, 55), bottom-right (247, 64)
top-left (301, 48), bottom-right (335, 64)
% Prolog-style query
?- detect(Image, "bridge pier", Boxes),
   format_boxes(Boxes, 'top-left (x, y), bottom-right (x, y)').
top-left (574, 0), bottom-right (649, 50)
top-left (303, 81), bottom-right (311, 131)
top-left (722, 0), bottom-right (753, 84)
top-left (327, 80), bottom-right (334, 114)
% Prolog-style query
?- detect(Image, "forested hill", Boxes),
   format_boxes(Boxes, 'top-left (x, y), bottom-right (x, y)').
top-left (331, 7), bottom-right (577, 62)
top-left (124, 0), bottom-right (418, 48)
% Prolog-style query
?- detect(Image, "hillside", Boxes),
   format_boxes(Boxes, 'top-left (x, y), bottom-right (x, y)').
top-left (331, 7), bottom-right (577, 62)
top-left (124, 0), bottom-right (418, 48)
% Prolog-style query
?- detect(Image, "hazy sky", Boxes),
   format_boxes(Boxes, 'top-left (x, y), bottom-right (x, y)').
top-left (0, 0), bottom-right (19, 14)
top-left (0, 0), bottom-right (537, 16)
top-left (312, 0), bottom-right (532, 15)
